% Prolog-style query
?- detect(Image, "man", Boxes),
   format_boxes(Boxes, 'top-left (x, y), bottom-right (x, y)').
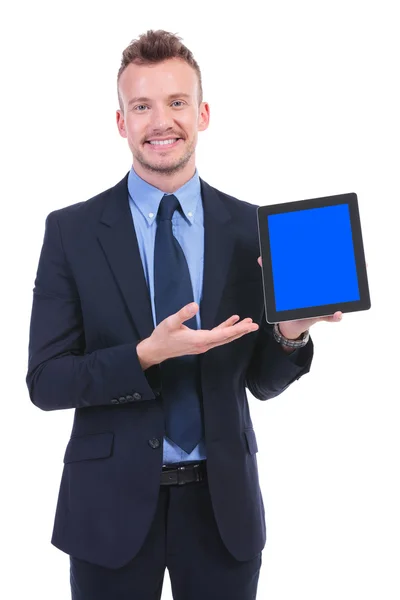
top-left (26, 29), bottom-right (342, 600)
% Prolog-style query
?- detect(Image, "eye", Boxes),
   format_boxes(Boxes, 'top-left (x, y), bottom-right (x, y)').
top-left (134, 105), bottom-right (148, 111)
top-left (172, 101), bottom-right (185, 107)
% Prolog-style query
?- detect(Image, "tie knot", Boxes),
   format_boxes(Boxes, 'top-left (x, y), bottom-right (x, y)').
top-left (158, 194), bottom-right (180, 221)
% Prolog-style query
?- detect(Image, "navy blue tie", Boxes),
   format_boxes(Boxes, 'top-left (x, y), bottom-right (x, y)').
top-left (154, 194), bottom-right (204, 453)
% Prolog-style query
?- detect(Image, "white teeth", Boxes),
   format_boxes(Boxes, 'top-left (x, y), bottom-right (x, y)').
top-left (149, 138), bottom-right (178, 145)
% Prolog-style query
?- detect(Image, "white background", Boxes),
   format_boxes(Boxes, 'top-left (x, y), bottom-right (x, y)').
top-left (1, 0), bottom-right (399, 598)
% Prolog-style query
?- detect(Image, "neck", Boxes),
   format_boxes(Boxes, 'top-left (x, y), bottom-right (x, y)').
top-left (132, 159), bottom-right (196, 193)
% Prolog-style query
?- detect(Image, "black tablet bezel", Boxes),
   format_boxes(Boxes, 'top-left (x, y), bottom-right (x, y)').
top-left (257, 192), bottom-right (371, 324)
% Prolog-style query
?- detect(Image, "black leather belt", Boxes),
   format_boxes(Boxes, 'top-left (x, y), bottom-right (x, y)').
top-left (161, 461), bottom-right (207, 486)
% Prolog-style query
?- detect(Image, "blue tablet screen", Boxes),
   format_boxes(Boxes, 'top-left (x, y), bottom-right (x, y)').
top-left (268, 204), bottom-right (360, 311)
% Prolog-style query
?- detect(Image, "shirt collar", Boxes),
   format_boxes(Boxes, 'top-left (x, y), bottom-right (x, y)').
top-left (127, 165), bottom-right (201, 225)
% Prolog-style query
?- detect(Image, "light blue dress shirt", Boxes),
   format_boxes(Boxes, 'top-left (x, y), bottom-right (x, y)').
top-left (128, 166), bottom-right (207, 465)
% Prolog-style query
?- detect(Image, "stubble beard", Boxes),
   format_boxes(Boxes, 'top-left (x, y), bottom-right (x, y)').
top-left (133, 137), bottom-right (196, 176)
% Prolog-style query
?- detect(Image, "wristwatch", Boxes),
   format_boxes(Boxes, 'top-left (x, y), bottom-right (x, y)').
top-left (273, 323), bottom-right (310, 348)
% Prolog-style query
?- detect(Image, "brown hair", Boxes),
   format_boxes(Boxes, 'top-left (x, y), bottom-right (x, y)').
top-left (117, 29), bottom-right (203, 111)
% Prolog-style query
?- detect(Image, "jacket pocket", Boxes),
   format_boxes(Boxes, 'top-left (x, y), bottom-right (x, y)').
top-left (63, 431), bottom-right (114, 464)
top-left (244, 428), bottom-right (258, 455)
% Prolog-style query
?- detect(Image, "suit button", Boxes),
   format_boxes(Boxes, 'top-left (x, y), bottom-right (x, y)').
top-left (133, 392), bottom-right (142, 400)
top-left (126, 395), bottom-right (134, 403)
top-left (148, 438), bottom-right (161, 449)
top-left (111, 398), bottom-right (119, 404)
top-left (118, 396), bottom-right (127, 403)
top-left (155, 391), bottom-right (161, 397)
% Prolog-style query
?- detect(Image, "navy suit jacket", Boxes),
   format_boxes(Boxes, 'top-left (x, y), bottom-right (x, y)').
top-left (26, 172), bottom-right (314, 569)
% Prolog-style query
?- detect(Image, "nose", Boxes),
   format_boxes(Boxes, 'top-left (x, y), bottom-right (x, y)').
top-left (150, 104), bottom-right (174, 131)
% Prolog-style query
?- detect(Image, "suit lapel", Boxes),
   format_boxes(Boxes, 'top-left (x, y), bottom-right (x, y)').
top-left (96, 172), bottom-right (234, 343)
top-left (199, 178), bottom-right (234, 330)
top-left (97, 173), bottom-right (155, 343)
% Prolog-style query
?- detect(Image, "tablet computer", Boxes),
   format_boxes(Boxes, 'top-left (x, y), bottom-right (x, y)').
top-left (257, 192), bottom-right (371, 324)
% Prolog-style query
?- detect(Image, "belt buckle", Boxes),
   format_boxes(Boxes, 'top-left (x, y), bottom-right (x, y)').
top-left (178, 465), bottom-right (186, 485)
top-left (195, 463), bottom-right (203, 482)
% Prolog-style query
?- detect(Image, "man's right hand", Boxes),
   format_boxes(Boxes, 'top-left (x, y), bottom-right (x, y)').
top-left (136, 302), bottom-right (259, 369)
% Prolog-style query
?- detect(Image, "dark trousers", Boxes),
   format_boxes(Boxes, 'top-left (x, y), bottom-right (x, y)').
top-left (70, 472), bottom-right (262, 600)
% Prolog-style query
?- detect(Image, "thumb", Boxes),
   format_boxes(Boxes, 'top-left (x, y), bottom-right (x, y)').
top-left (175, 302), bottom-right (198, 325)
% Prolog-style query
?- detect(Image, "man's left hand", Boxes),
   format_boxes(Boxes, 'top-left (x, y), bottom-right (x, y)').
top-left (257, 256), bottom-right (342, 340)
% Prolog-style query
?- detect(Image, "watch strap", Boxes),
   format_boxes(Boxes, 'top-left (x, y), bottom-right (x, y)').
top-left (273, 323), bottom-right (310, 348)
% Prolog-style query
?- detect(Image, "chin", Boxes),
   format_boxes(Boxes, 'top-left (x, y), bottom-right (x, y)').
top-left (135, 142), bottom-right (194, 173)
top-left (152, 154), bottom-right (191, 171)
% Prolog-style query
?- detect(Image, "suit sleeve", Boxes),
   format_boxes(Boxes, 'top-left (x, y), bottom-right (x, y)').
top-left (244, 310), bottom-right (314, 400)
top-left (26, 212), bottom-right (161, 411)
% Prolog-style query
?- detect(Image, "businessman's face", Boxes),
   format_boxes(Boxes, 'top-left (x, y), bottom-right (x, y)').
top-left (117, 58), bottom-right (209, 178)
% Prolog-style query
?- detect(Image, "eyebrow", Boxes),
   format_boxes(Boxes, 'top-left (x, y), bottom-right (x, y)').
top-left (128, 93), bottom-right (192, 107)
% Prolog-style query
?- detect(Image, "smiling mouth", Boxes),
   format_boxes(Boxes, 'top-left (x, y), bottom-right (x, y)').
top-left (145, 138), bottom-right (182, 148)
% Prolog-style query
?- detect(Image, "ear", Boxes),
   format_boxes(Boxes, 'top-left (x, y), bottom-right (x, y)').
top-left (116, 110), bottom-right (127, 139)
top-left (198, 102), bottom-right (210, 132)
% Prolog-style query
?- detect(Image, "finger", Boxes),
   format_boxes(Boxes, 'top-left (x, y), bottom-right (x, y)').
top-left (322, 312), bottom-right (342, 322)
top-left (205, 320), bottom-right (259, 346)
top-left (172, 302), bottom-right (199, 327)
top-left (203, 323), bottom-right (259, 351)
top-left (214, 315), bottom-right (241, 329)
top-left (214, 316), bottom-right (255, 330)
top-left (213, 317), bottom-right (254, 334)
